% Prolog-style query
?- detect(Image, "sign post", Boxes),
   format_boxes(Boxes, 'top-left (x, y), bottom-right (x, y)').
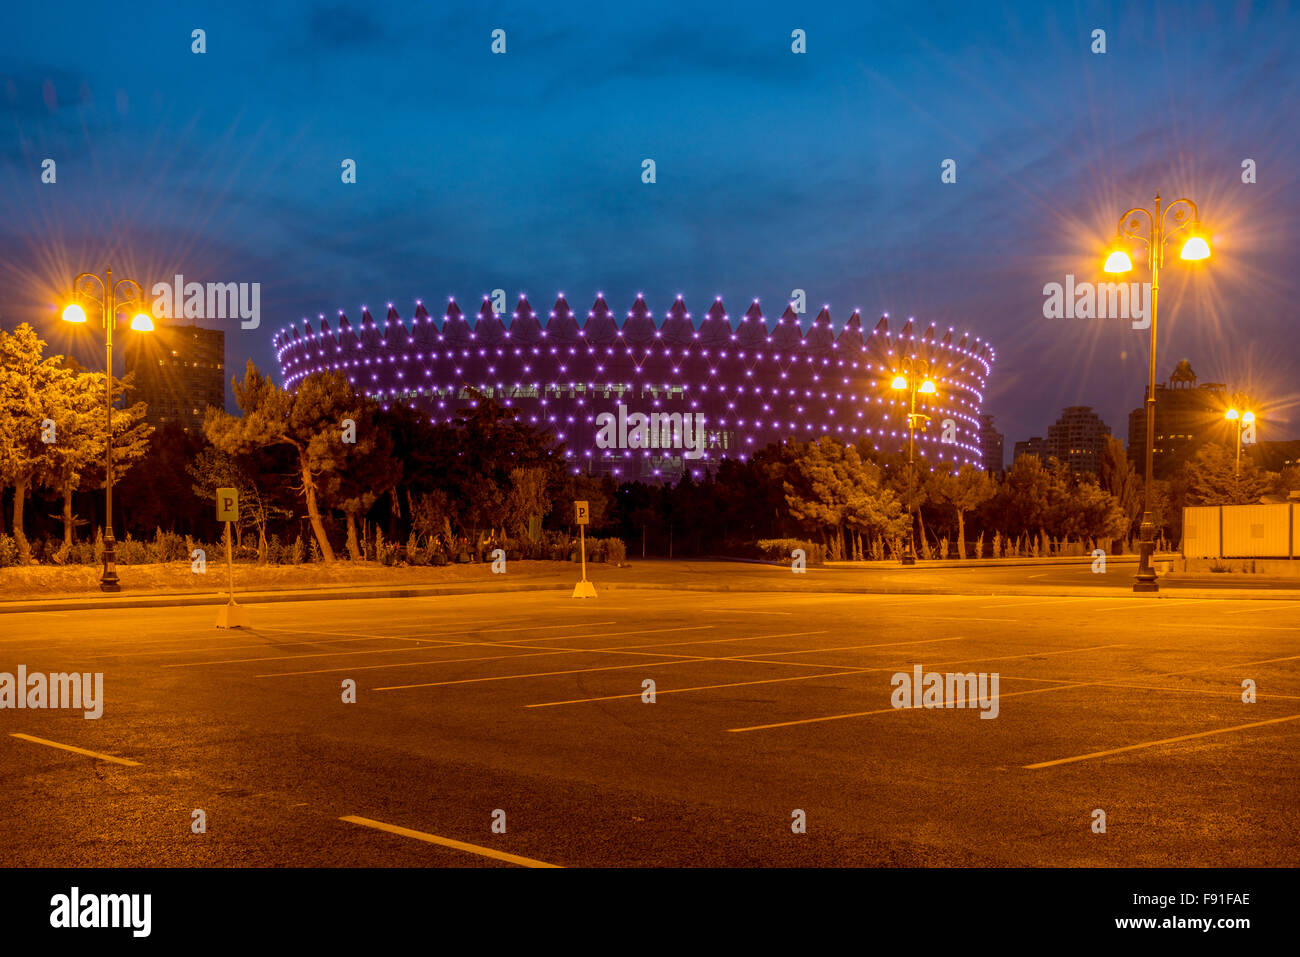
top-left (572, 500), bottom-right (596, 598)
top-left (215, 488), bottom-right (250, 628)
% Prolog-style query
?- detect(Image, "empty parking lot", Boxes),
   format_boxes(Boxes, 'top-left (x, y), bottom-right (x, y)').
top-left (1, 584), bottom-right (1296, 867)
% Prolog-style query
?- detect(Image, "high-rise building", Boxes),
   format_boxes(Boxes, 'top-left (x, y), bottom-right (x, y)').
top-left (1012, 436), bottom-right (1047, 463)
top-left (979, 414), bottom-right (1004, 474)
top-left (1046, 406), bottom-right (1111, 474)
top-left (1126, 360), bottom-right (1227, 476)
top-left (124, 324), bottom-right (226, 434)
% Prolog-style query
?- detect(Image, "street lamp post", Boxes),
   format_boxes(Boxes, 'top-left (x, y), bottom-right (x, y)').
top-left (1225, 407), bottom-right (1254, 478)
top-left (1103, 192), bottom-right (1211, 593)
top-left (890, 359), bottom-right (938, 566)
top-left (62, 267), bottom-right (154, 592)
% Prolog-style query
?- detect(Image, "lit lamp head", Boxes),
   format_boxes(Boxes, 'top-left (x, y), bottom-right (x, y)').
top-left (919, 379), bottom-right (937, 395)
top-left (1242, 411), bottom-right (1255, 425)
top-left (890, 374), bottom-right (908, 390)
top-left (1225, 408), bottom-right (1239, 421)
top-left (1103, 247), bottom-right (1133, 274)
top-left (1180, 229), bottom-right (1211, 262)
top-left (62, 303), bottom-right (87, 324)
top-left (130, 312), bottom-right (155, 332)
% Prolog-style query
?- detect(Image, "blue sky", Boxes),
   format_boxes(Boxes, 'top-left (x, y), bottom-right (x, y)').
top-left (2, 0), bottom-right (1297, 449)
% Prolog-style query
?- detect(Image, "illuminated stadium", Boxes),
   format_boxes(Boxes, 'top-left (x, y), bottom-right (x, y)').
top-left (273, 294), bottom-right (994, 481)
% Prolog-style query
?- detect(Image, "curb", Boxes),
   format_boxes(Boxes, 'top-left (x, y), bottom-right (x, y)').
top-left (0, 580), bottom-right (573, 615)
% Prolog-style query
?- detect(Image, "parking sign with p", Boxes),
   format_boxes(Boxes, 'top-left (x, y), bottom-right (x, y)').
top-left (217, 488), bottom-right (239, 522)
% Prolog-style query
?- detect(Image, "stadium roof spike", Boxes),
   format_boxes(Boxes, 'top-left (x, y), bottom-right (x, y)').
top-left (662, 295), bottom-right (694, 344)
top-left (475, 297), bottom-right (506, 344)
top-left (440, 298), bottom-right (469, 345)
top-left (548, 294), bottom-right (579, 341)
top-left (774, 304), bottom-right (802, 348)
top-left (622, 293), bottom-right (656, 341)
top-left (384, 303), bottom-right (404, 338)
top-left (583, 293), bottom-right (616, 339)
top-left (511, 295), bottom-right (541, 343)
top-left (700, 296), bottom-right (731, 344)
top-left (737, 299), bottom-right (767, 346)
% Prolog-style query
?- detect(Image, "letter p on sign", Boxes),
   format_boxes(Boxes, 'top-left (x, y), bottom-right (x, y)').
top-left (574, 501), bottom-right (589, 526)
top-left (216, 488), bottom-right (239, 522)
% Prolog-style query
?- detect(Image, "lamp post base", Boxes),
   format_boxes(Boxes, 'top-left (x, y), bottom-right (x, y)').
top-left (1133, 538), bottom-right (1160, 592)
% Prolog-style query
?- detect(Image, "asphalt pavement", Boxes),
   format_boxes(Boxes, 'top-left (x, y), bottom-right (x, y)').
top-left (1, 572), bottom-right (1296, 867)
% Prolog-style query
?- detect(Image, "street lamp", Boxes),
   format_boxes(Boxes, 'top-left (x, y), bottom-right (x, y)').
top-left (890, 358), bottom-right (938, 566)
top-left (1225, 407), bottom-right (1255, 477)
top-left (63, 267), bottom-right (154, 592)
top-left (1103, 192), bottom-right (1211, 593)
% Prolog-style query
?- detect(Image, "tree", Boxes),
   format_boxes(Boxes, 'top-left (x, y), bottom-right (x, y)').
top-left (44, 364), bottom-right (103, 550)
top-left (187, 447), bottom-right (292, 561)
top-left (1051, 474), bottom-right (1128, 545)
top-left (205, 363), bottom-right (364, 564)
top-left (325, 399), bottom-right (399, 561)
top-left (784, 438), bottom-right (907, 559)
top-left (439, 388), bottom-right (560, 540)
top-left (988, 454), bottom-right (1053, 540)
top-left (504, 467), bottom-right (551, 539)
top-left (1184, 443), bottom-right (1271, 506)
top-left (0, 324), bottom-right (72, 561)
top-left (1098, 436), bottom-right (1141, 543)
top-left (929, 464), bottom-right (995, 558)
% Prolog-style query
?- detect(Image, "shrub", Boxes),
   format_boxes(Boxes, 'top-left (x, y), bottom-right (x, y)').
top-left (115, 534), bottom-right (148, 565)
top-left (149, 528), bottom-right (189, 563)
top-left (69, 540), bottom-right (96, 565)
top-left (290, 536), bottom-right (305, 564)
top-left (0, 534), bottom-right (18, 568)
top-left (605, 537), bottom-right (627, 565)
top-left (376, 529), bottom-right (399, 566)
top-left (755, 539), bottom-right (826, 566)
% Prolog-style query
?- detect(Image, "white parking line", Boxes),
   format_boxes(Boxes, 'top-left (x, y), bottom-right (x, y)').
top-left (10, 733), bottom-right (140, 766)
top-left (339, 815), bottom-right (561, 868)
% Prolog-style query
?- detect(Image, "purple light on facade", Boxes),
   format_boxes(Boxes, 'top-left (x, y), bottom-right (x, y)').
top-left (275, 294), bottom-right (994, 482)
